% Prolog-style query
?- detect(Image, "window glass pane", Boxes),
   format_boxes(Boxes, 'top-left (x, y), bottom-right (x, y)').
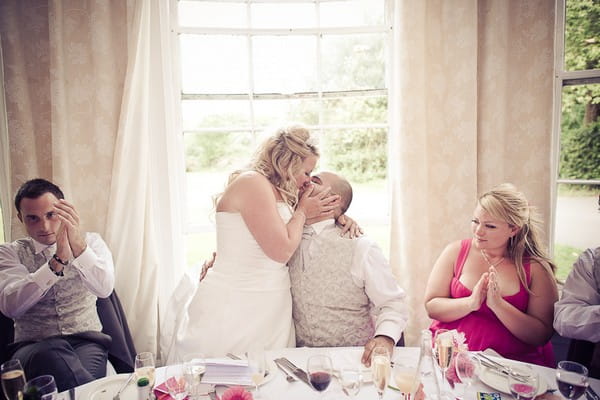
top-left (553, 183), bottom-right (600, 281)
top-left (178, 1), bottom-right (246, 28)
top-left (180, 35), bottom-right (248, 94)
top-left (184, 130), bottom-right (256, 173)
top-left (186, 232), bottom-right (217, 270)
top-left (251, 3), bottom-right (315, 29)
top-left (321, 33), bottom-right (385, 91)
top-left (252, 36), bottom-right (318, 93)
top-left (564, 0), bottom-right (600, 71)
top-left (559, 83), bottom-right (600, 180)
top-left (253, 98), bottom-right (320, 127)
top-left (320, 0), bottom-right (384, 27)
top-left (322, 96), bottom-right (387, 124)
top-left (182, 100), bottom-right (251, 131)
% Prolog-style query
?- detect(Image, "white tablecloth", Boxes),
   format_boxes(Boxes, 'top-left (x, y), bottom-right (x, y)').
top-left (64, 347), bottom-right (600, 400)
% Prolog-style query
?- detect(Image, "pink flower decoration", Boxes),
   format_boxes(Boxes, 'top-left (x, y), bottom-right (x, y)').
top-left (219, 386), bottom-right (254, 400)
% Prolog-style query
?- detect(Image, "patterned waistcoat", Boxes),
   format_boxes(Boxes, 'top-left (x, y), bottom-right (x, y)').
top-left (288, 225), bottom-right (374, 347)
top-left (13, 239), bottom-right (101, 342)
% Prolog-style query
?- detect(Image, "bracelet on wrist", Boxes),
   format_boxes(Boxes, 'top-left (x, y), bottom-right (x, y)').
top-left (52, 254), bottom-right (69, 266)
top-left (48, 263), bottom-right (64, 277)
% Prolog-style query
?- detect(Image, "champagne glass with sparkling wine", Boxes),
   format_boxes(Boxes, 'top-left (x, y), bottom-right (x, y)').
top-left (556, 361), bottom-right (589, 400)
top-left (434, 329), bottom-right (454, 400)
top-left (371, 346), bottom-right (391, 400)
top-left (1, 360), bottom-right (26, 400)
top-left (135, 352), bottom-right (156, 389)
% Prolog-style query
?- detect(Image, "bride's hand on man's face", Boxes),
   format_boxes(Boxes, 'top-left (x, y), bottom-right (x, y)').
top-left (297, 184), bottom-right (340, 219)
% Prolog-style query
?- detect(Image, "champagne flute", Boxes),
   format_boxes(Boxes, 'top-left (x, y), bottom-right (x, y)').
top-left (247, 347), bottom-right (267, 399)
top-left (135, 352), bottom-right (156, 388)
top-left (339, 367), bottom-right (362, 397)
top-left (508, 364), bottom-right (539, 400)
top-left (393, 357), bottom-right (417, 400)
top-left (22, 375), bottom-right (57, 400)
top-left (556, 361), bottom-right (589, 400)
top-left (434, 329), bottom-right (454, 400)
top-left (454, 351), bottom-right (480, 399)
top-left (307, 354), bottom-right (333, 397)
top-left (371, 346), bottom-right (391, 400)
top-left (165, 365), bottom-right (189, 400)
top-left (184, 353), bottom-right (206, 400)
top-left (1, 360), bottom-right (26, 400)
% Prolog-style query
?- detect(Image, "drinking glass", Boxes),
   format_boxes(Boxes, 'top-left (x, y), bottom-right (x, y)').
top-left (184, 353), bottom-right (207, 400)
top-left (556, 361), bottom-right (589, 400)
top-left (307, 354), bottom-right (333, 397)
top-left (393, 357), bottom-right (417, 400)
top-left (454, 351), bottom-right (480, 399)
top-left (22, 375), bottom-right (57, 400)
top-left (165, 365), bottom-right (189, 400)
top-left (434, 329), bottom-right (454, 400)
top-left (135, 352), bottom-right (156, 388)
top-left (508, 364), bottom-right (539, 400)
top-left (371, 347), bottom-right (391, 400)
top-left (1, 360), bottom-right (26, 400)
top-left (339, 367), bottom-right (361, 397)
top-left (247, 347), bottom-right (268, 399)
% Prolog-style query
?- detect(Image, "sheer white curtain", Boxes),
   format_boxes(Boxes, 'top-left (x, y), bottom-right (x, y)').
top-left (105, 0), bottom-right (185, 356)
top-left (389, 0), bottom-right (555, 345)
top-left (0, 40), bottom-right (11, 241)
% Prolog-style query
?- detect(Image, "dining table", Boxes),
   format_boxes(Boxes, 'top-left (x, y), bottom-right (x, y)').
top-left (60, 346), bottom-right (600, 400)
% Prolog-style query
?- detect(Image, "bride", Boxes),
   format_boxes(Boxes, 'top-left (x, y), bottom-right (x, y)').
top-left (170, 125), bottom-right (340, 360)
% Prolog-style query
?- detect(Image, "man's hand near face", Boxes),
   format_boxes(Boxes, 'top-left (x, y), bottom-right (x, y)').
top-left (53, 199), bottom-right (87, 258)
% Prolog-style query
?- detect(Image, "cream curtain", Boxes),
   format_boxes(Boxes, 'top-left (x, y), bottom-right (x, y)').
top-left (389, 0), bottom-right (555, 345)
top-left (0, 0), bottom-right (184, 356)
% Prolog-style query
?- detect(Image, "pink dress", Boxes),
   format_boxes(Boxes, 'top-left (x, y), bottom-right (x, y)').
top-left (430, 239), bottom-right (555, 367)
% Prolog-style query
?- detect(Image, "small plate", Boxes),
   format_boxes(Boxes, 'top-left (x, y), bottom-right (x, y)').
top-left (78, 374), bottom-right (138, 400)
top-left (478, 358), bottom-right (547, 396)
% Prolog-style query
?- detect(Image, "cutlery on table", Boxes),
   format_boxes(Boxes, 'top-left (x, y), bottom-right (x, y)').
top-left (476, 353), bottom-right (528, 378)
top-left (587, 386), bottom-right (600, 400)
top-left (274, 359), bottom-right (297, 382)
top-left (113, 372), bottom-right (135, 400)
top-left (226, 353), bottom-right (241, 360)
top-left (275, 357), bottom-right (311, 387)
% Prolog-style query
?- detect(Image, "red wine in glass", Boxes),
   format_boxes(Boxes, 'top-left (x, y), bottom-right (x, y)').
top-left (309, 371), bottom-right (332, 392)
top-left (557, 373), bottom-right (589, 399)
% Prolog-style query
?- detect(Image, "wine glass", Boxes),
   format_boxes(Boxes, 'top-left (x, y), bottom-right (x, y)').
top-left (339, 367), bottom-right (362, 397)
top-left (371, 347), bottom-right (391, 400)
top-left (556, 361), bottom-right (589, 400)
top-left (1, 360), bottom-right (26, 400)
top-left (454, 351), bottom-right (480, 399)
top-left (508, 364), bottom-right (539, 400)
top-left (184, 353), bottom-right (206, 400)
top-left (394, 357), bottom-right (417, 400)
top-left (434, 329), bottom-right (454, 400)
top-left (165, 365), bottom-right (190, 400)
top-left (22, 375), bottom-right (57, 400)
top-left (307, 354), bottom-right (333, 397)
top-left (135, 352), bottom-right (156, 388)
top-left (247, 347), bottom-right (268, 398)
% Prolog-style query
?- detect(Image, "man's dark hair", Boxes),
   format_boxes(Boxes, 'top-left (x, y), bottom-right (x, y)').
top-left (14, 178), bottom-right (64, 212)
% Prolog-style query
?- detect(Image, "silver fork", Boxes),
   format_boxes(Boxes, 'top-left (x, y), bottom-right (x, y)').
top-left (274, 359), bottom-right (297, 382)
top-left (113, 372), bottom-right (135, 400)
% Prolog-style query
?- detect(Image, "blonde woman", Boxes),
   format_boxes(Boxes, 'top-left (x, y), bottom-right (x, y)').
top-left (171, 125), bottom-right (340, 359)
top-left (425, 183), bottom-right (558, 367)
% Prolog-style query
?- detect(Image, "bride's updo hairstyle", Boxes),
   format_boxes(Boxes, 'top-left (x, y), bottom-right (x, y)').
top-left (251, 124), bottom-right (319, 208)
top-left (478, 183), bottom-right (556, 294)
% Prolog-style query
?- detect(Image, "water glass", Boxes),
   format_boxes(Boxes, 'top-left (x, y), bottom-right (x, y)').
top-left (165, 365), bottom-right (189, 400)
top-left (455, 351), bottom-right (480, 399)
top-left (371, 347), bottom-right (391, 400)
top-left (339, 367), bottom-right (361, 397)
top-left (135, 352), bottom-right (156, 388)
top-left (184, 353), bottom-right (207, 399)
top-left (508, 364), bottom-right (539, 400)
top-left (1, 360), bottom-right (26, 400)
top-left (393, 357), bottom-right (417, 400)
top-left (556, 361), bottom-right (589, 400)
top-left (22, 375), bottom-right (57, 400)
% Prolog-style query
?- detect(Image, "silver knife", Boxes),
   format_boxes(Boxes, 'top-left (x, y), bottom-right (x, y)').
top-left (587, 386), bottom-right (600, 400)
top-left (275, 357), bottom-right (311, 388)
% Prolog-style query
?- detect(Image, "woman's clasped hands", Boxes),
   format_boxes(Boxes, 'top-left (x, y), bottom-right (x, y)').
top-left (469, 266), bottom-right (503, 312)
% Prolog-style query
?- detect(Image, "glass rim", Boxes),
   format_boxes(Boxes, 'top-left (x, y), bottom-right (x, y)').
top-left (557, 360), bottom-right (589, 376)
top-left (1, 359), bottom-right (22, 371)
top-left (24, 374), bottom-right (55, 391)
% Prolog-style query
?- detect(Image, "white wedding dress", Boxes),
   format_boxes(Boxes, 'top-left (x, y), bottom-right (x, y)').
top-left (170, 203), bottom-right (296, 360)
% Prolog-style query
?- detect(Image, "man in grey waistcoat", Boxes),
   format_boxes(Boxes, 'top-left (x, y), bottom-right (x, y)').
top-left (0, 178), bottom-right (115, 391)
top-left (288, 172), bottom-right (407, 366)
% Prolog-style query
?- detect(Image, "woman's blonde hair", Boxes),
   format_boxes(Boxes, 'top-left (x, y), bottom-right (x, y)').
top-left (478, 183), bottom-right (556, 293)
top-left (224, 124), bottom-right (319, 208)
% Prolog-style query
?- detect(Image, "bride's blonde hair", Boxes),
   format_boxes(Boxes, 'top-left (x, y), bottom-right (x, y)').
top-left (224, 124), bottom-right (319, 208)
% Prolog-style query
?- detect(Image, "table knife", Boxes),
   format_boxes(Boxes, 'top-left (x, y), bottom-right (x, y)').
top-left (276, 357), bottom-right (311, 387)
top-left (587, 386), bottom-right (600, 400)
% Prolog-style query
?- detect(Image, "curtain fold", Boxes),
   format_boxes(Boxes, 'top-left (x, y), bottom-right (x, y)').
top-left (0, 39), bottom-right (11, 242)
top-left (105, 0), bottom-right (184, 356)
top-left (389, 0), bottom-right (554, 346)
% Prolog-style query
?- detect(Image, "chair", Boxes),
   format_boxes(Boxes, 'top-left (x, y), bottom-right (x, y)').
top-left (566, 338), bottom-right (600, 379)
top-left (0, 290), bottom-right (136, 372)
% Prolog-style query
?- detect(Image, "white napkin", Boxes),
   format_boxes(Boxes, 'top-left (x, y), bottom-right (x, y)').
top-left (202, 358), bottom-right (253, 386)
